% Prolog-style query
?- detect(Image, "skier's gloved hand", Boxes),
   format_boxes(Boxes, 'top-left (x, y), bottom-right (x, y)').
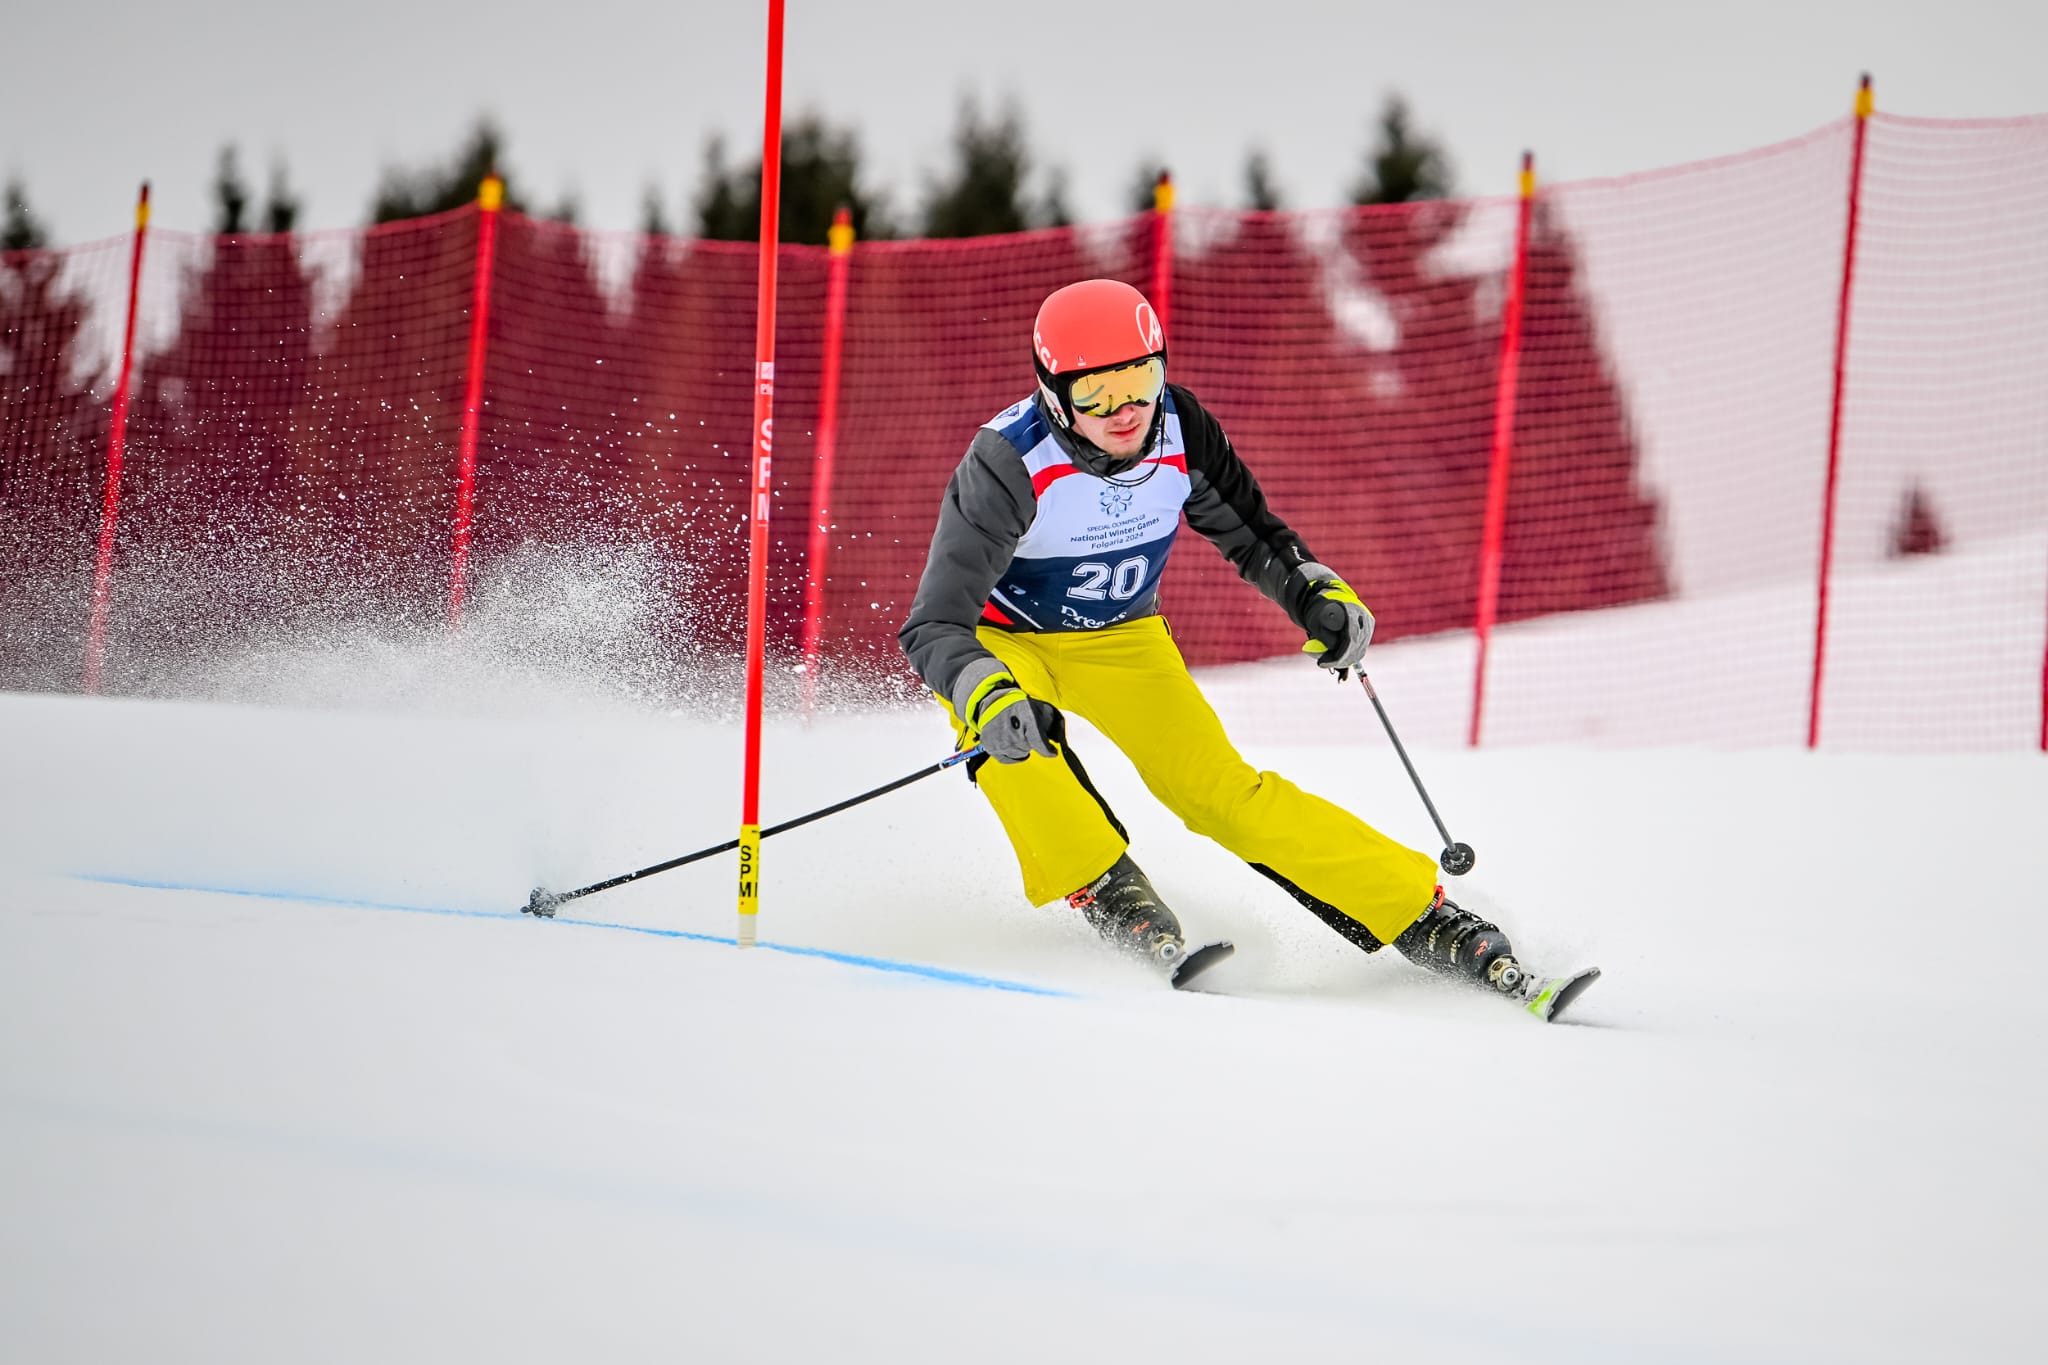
top-left (977, 690), bottom-right (1060, 764)
top-left (955, 661), bottom-right (1058, 764)
top-left (1297, 564), bottom-right (1375, 672)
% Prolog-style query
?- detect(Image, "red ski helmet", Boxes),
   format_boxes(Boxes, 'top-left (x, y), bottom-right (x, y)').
top-left (1032, 278), bottom-right (1168, 432)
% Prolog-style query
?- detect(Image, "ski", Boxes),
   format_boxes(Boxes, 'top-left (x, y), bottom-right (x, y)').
top-left (1169, 939), bottom-right (1235, 990)
top-left (1514, 965), bottom-right (1601, 1022)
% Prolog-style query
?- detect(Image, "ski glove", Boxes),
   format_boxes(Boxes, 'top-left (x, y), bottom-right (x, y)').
top-left (954, 661), bottom-right (1058, 764)
top-left (1298, 564), bottom-right (1375, 672)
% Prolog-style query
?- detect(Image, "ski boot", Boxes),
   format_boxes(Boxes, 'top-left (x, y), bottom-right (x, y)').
top-left (1393, 886), bottom-right (1526, 998)
top-left (1392, 887), bottom-right (1602, 1021)
top-left (1066, 854), bottom-right (1187, 973)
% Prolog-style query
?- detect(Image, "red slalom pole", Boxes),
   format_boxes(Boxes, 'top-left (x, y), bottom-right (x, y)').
top-left (738, 0), bottom-right (787, 948)
top-left (1809, 75), bottom-right (1873, 750)
top-left (83, 181), bottom-right (150, 694)
top-left (1468, 152), bottom-right (1535, 749)
top-left (1151, 170), bottom-right (1174, 335)
top-left (449, 173), bottom-right (504, 628)
top-left (799, 205), bottom-right (854, 719)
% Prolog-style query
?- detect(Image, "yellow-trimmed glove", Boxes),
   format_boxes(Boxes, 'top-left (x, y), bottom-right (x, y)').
top-left (953, 661), bottom-right (1057, 764)
top-left (1298, 564), bottom-right (1375, 672)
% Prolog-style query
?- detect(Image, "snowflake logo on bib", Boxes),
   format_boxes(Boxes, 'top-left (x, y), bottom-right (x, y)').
top-left (1098, 485), bottom-right (1134, 518)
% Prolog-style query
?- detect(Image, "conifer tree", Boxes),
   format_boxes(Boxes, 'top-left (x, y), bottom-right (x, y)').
top-left (370, 120), bottom-right (526, 223)
top-left (213, 146), bottom-right (252, 234)
top-left (214, 146), bottom-right (299, 234)
top-left (693, 136), bottom-right (746, 239)
top-left (1038, 170), bottom-right (1073, 230)
top-left (3, 179), bottom-right (49, 250)
top-left (640, 186), bottom-right (676, 237)
top-left (921, 99), bottom-right (1063, 238)
top-left (692, 114), bottom-right (893, 245)
top-left (1243, 151), bottom-right (1283, 212)
top-left (1890, 484), bottom-right (1947, 557)
top-left (262, 162), bottom-right (301, 234)
top-left (1351, 95), bottom-right (1454, 205)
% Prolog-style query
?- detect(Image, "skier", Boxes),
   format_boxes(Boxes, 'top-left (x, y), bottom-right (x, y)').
top-left (900, 278), bottom-right (1575, 1010)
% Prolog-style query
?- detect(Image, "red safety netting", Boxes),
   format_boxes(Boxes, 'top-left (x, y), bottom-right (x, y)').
top-left (0, 235), bottom-right (123, 560)
top-left (1813, 114), bottom-right (2048, 751)
top-left (1439, 114), bottom-right (2048, 752)
top-left (3, 111), bottom-right (2045, 748)
top-left (1433, 121), bottom-right (1865, 749)
top-left (1163, 194), bottom-right (1670, 667)
top-left (1, 233), bottom-right (128, 673)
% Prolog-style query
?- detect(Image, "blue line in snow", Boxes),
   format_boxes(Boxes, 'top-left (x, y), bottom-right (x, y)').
top-left (72, 874), bottom-right (1071, 999)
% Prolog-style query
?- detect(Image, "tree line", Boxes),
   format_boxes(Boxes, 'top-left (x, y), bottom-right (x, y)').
top-left (2, 94), bottom-right (1451, 250)
top-left (1, 79), bottom-right (1670, 689)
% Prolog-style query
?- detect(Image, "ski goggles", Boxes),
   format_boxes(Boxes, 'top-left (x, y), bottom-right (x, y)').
top-left (1066, 356), bottom-right (1165, 417)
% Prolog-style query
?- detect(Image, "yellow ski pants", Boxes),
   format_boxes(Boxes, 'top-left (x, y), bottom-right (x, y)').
top-left (939, 616), bottom-right (1439, 945)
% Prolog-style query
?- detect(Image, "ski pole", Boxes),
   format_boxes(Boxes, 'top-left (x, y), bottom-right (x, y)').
top-left (522, 747), bottom-right (983, 917)
top-left (1353, 672), bottom-right (1476, 876)
top-left (1310, 597), bottom-right (1476, 876)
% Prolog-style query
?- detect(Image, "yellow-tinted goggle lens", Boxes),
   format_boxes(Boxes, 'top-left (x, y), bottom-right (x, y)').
top-left (1068, 357), bottom-right (1165, 417)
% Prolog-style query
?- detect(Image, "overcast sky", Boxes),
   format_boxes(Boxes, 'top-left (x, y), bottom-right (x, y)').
top-left (4, 0), bottom-right (2042, 244)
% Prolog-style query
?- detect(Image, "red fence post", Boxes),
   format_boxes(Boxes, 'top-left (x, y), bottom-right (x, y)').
top-left (1467, 153), bottom-right (1535, 748)
top-left (1151, 170), bottom-right (1173, 333)
top-left (1809, 76), bottom-right (1874, 750)
top-left (737, 0), bottom-right (787, 948)
top-left (83, 182), bottom-right (150, 694)
top-left (449, 173), bottom-right (504, 628)
top-left (799, 205), bottom-right (854, 719)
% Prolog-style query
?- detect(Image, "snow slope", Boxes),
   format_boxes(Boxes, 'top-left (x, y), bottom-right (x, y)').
top-left (1, 614), bottom-right (2043, 1361)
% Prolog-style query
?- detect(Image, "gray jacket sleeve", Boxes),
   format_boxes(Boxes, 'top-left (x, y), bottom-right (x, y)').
top-left (898, 427), bottom-right (1037, 704)
top-left (1173, 386), bottom-right (1324, 627)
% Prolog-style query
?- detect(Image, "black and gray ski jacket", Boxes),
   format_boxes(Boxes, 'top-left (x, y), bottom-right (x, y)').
top-left (900, 383), bottom-right (1329, 715)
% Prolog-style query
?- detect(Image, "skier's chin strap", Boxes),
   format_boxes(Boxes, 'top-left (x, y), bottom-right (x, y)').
top-left (1036, 392), bottom-right (1167, 479)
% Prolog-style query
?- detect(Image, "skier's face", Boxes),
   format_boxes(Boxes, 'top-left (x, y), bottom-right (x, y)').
top-left (1071, 397), bottom-right (1153, 458)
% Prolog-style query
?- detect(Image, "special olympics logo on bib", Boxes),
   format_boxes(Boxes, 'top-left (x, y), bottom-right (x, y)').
top-left (1099, 485), bottom-right (1134, 518)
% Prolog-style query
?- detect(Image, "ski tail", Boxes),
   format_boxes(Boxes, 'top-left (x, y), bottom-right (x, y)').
top-left (1170, 940), bottom-right (1235, 991)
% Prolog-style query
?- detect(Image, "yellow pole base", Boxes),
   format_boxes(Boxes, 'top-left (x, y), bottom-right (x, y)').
top-left (736, 824), bottom-right (761, 947)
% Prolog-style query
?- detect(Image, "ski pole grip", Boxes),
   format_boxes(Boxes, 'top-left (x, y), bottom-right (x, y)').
top-left (1310, 598), bottom-right (1350, 652)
